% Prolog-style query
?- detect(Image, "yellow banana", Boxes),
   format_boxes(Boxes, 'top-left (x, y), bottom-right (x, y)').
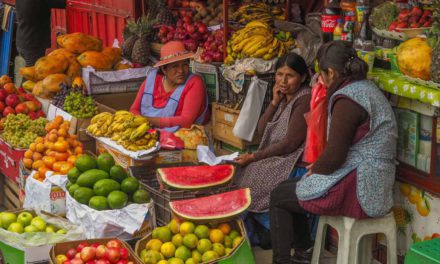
top-left (91, 112), bottom-right (112, 124)
top-left (245, 20), bottom-right (270, 29)
top-left (252, 46), bottom-right (272, 58)
top-left (241, 35), bottom-right (267, 55)
top-left (244, 35), bottom-right (274, 55)
top-left (130, 123), bottom-right (148, 141)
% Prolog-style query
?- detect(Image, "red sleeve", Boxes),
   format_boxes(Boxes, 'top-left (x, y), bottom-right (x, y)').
top-left (159, 75), bottom-right (207, 128)
top-left (130, 80), bottom-right (146, 116)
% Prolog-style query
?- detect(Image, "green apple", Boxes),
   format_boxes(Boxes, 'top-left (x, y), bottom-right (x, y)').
top-left (17, 212), bottom-right (33, 227)
top-left (8, 222), bottom-right (24, 233)
top-left (56, 228), bottom-right (67, 235)
top-left (30, 217), bottom-right (46, 231)
top-left (24, 225), bottom-right (39, 233)
top-left (1, 212), bottom-right (17, 229)
top-left (45, 225), bottom-right (57, 233)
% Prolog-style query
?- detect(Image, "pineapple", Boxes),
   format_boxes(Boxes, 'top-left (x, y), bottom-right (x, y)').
top-left (122, 19), bottom-right (139, 60)
top-left (148, 0), bottom-right (176, 26)
top-left (131, 15), bottom-right (157, 66)
top-left (429, 0), bottom-right (440, 83)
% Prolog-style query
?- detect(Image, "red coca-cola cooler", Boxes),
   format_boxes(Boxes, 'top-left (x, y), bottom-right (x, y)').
top-left (51, 9), bottom-right (67, 50)
top-left (1, 0), bottom-right (15, 6)
top-left (66, 0), bottom-right (143, 47)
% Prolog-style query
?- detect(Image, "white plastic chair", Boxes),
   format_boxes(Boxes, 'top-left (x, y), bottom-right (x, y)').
top-left (311, 212), bottom-right (397, 264)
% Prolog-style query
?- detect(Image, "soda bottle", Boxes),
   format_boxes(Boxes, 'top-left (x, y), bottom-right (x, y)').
top-left (333, 19), bottom-right (344, 40)
top-left (341, 15), bottom-right (356, 42)
top-left (321, 0), bottom-right (342, 43)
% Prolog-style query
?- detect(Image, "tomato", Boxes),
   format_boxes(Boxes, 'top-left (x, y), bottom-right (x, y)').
top-left (432, 233), bottom-right (440, 238)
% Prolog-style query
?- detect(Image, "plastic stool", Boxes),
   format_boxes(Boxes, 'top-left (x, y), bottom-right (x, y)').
top-left (311, 212), bottom-right (397, 264)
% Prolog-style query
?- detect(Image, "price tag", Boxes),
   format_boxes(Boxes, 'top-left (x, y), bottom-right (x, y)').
top-left (208, 24), bottom-right (222, 31)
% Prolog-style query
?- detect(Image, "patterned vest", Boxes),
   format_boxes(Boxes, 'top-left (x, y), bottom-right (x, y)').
top-left (296, 80), bottom-right (398, 217)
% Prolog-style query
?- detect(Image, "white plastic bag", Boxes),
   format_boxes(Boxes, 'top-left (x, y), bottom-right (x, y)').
top-left (233, 76), bottom-right (268, 141)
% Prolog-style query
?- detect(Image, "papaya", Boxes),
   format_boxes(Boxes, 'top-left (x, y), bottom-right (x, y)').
top-left (61, 32), bottom-right (103, 54)
top-left (93, 179), bottom-right (121, 196)
top-left (77, 51), bottom-right (113, 71)
top-left (32, 80), bottom-right (46, 97)
top-left (102, 47), bottom-right (122, 66)
top-left (73, 187), bottom-right (95, 204)
top-left (42, 74), bottom-right (71, 93)
top-left (57, 34), bottom-right (67, 48)
top-left (34, 55), bottom-right (69, 80)
top-left (72, 76), bottom-right (86, 90)
top-left (22, 80), bottom-right (36, 92)
top-left (76, 169), bottom-right (109, 188)
top-left (48, 48), bottom-right (77, 63)
top-left (66, 60), bottom-right (82, 79)
top-left (114, 62), bottom-right (132, 71)
top-left (19, 66), bottom-right (38, 82)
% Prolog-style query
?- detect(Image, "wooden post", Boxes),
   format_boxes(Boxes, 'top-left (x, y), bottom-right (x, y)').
top-left (223, 0), bottom-right (229, 59)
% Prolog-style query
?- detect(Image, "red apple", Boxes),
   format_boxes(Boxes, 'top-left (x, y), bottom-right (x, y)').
top-left (75, 253), bottom-right (80, 259)
top-left (23, 93), bottom-right (35, 101)
top-left (116, 260), bottom-right (128, 264)
top-left (422, 10), bottom-right (432, 18)
top-left (0, 89), bottom-right (7, 101)
top-left (198, 23), bottom-right (208, 34)
top-left (33, 99), bottom-right (42, 110)
top-left (23, 101), bottom-right (37, 112)
top-left (411, 6), bottom-right (423, 17)
top-left (396, 22), bottom-right (408, 29)
top-left (409, 16), bottom-right (420, 24)
top-left (398, 10), bottom-right (410, 22)
top-left (0, 101), bottom-right (5, 113)
top-left (3, 106), bottom-right (15, 117)
top-left (85, 261), bottom-right (95, 264)
top-left (15, 103), bottom-right (29, 114)
top-left (106, 240), bottom-right (121, 249)
top-left (80, 247), bottom-right (96, 262)
top-left (63, 261), bottom-right (72, 264)
top-left (66, 248), bottom-right (77, 259)
top-left (17, 87), bottom-right (26, 95)
top-left (36, 110), bottom-right (45, 117)
top-left (28, 111), bottom-right (37, 120)
top-left (70, 259), bottom-right (84, 264)
top-left (90, 243), bottom-right (100, 249)
top-left (96, 260), bottom-right (110, 264)
top-left (96, 245), bottom-right (106, 259)
top-left (423, 21), bottom-right (432, 27)
top-left (183, 15), bottom-right (191, 23)
top-left (105, 248), bottom-right (121, 263)
top-left (119, 247), bottom-right (128, 259)
top-left (5, 94), bottom-right (19, 107)
top-left (410, 22), bottom-right (420, 28)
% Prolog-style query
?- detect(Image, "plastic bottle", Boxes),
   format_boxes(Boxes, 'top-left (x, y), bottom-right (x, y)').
top-left (333, 19), bottom-right (344, 40)
top-left (321, 0), bottom-right (342, 43)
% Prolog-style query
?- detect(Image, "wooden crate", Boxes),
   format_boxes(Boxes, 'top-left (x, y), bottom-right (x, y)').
top-left (2, 174), bottom-right (21, 210)
top-left (212, 103), bottom-right (258, 150)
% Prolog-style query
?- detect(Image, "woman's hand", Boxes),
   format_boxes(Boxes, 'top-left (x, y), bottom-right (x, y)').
top-left (271, 83), bottom-right (285, 106)
top-left (234, 153), bottom-right (255, 166)
top-left (306, 163), bottom-right (313, 177)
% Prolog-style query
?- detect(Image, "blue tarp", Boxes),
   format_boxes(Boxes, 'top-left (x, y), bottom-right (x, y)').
top-left (0, 9), bottom-right (14, 76)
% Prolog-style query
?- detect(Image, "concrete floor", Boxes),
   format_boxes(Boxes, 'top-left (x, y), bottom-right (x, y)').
top-left (253, 247), bottom-right (338, 264)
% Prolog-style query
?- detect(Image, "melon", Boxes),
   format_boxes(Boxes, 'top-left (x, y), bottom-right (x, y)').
top-left (397, 37), bottom-right (432, 81)
top-left (157, 165), bottom-right (234, 190)
top-left (169, 188), bottom-right (251, 221)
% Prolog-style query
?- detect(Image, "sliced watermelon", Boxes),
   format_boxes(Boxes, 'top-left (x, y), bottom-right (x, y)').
top-left (169, 188), bottom-right (251, 221)
top-left (157, 164), bottom-right (234, 190)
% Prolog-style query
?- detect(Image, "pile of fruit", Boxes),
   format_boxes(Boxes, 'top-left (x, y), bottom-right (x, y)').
top-left (200, 29), bottom-right (225, 63)
top-left (66, 153), bottom-right (150, 210)
top-left (23, 116), bottom-right (83, 181)
top-left (63, 90), bottom-right (99, 118)
top-left (19, 32), bottom-right (130, 99)
top-left (0, 76), bottom-right (45, 123)
top-left (139, 219), bottom-right (243, 264)
top-left (231, 2), bottom-right (285, 25)
top-left (191, 0), bottom-right (225, 27)
top-left (1, 114), bottom-right (48, 149)
top-left (388, 6), bottom-right (433, 31)
top-left (0, 211), bottom-right (67, 234)
top-left (225, 21), bottom-right (295, 64)
top-left (87, 111), bottom-right (158, 152)
top-left (157, 16), bottom-right (209, 52)
top-left (54, 239), bottom-right (136, 264)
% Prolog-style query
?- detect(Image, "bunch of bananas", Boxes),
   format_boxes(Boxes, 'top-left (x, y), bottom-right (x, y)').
top-left (231, 3), bottom-right (285, 25)
top-left (87, 111), bottom-right (157, 152)
top-left (224, 21), bottom-right (296, 64)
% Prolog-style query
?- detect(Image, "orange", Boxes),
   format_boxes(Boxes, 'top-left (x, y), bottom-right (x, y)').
top-left (32, 152), bottom-right (43, 161)
top-left (69, 134), bottom-right (78, 140)
top-left (54, 152), bottom-right (69, 162)
top-left (74, 146), bottom-right (83, 155)
top-left (67, 155), bottom-right (77, 164)
top-left (49, 129), bottom-right (58, 135)
top-left (59, 162), bottom-right (74, 174)
top-left (35, 137), bottom-right (44, 144)
top-left (29, 143), bottom-right (37, 152)
top-left (32, 160), bottom-right (44, 170)
top-left (57, 137), bottom-right (65, 142)
top-left (48, 133), bottom-right (57, 142)
top-left (38, 166), bottom-right (49, 178)
top-left (54, 116), bottom-right (64, 125)
top-left (58, 128), bottom-right (67, 137)
top-left (218, 223), bottom-right (231, 235)
top-left (42, 156), bottom-right (56, 169)
top-left (54, 141), bottom-right (68, 152)
top-left (24, 150), bottom-right (33, 159)
top-left (33, 172), bottom-right (40, 180)
top-left (23, 158), bottom-right (33, 169)
top-left (36, 143), bottom-right (45, 153)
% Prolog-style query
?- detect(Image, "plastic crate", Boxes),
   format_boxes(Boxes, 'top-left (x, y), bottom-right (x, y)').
top-left (218, 72), bottom-right (274, 112)
top-left (405, 238), bottom-right (440, 264)
top-left (129, 163), bottom-right (237, 226)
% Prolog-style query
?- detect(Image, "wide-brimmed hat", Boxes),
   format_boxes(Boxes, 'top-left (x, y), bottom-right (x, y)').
top-left (154, 41), bottom-right (194, 68)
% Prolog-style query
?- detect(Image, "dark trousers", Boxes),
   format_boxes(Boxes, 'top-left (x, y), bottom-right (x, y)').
top-left (18, 47), bottom-right (46, 67)
top-left (270, 177), bottom-right (313, 264)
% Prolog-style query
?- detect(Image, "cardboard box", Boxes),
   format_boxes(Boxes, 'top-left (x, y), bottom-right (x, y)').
top-left (135, 219), bottom-right (255, 264)
top-left (2, 174), bottom-right (21, 210)
top-left (0, 138), bottom-right (26, 183)
top-left (93, 92), bottom-right (138, 111)
top-left (96, 140), bottom-right (156, 169)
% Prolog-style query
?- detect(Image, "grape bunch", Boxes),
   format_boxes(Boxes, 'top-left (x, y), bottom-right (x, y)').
top-left (52, 83), bottom-right (72, 108)
top-left (63, 91), bottom-right (98, 119)
top-left (1, 114), bottom-right (48, 149)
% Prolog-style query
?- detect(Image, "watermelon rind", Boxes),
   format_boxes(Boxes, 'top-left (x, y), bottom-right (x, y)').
top-left (169, 188), bottom-right (251, 221)
top-left (157, 164), bottom-right (235, 190)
